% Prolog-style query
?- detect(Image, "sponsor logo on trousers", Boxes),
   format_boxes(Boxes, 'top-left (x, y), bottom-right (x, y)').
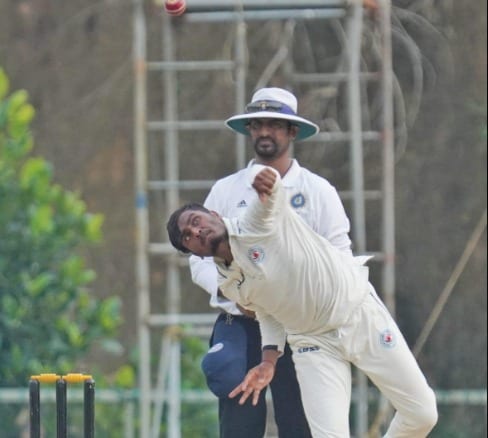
top-left (297, 346), bottom-right (320, 353)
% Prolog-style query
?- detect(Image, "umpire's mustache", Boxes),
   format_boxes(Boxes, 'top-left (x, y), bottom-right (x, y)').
top-left (254, 137), bottom-right (276, 146)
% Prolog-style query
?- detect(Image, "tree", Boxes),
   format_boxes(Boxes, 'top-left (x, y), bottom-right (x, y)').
top-left (0, 66), bottom-right (122, 387)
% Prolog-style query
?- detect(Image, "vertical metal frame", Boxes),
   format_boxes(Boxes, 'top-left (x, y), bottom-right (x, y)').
top-left (133, 1), bottom-right (151, 437)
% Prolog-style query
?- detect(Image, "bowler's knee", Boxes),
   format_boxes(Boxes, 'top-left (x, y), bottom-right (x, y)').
top-left (416, 388), bottom-right (438, 433)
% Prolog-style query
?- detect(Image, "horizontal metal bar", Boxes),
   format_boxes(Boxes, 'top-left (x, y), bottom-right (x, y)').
top-left (147, 245), bottom-right (190, 267)
top-left (185, 0), bottom-right (348, 9)
top-left (148, 243), bottom-right (177, 255)
top-left (147, 182), bottom-right (382, 199)
top-left (148, 124), bottom-right (380, 142)
top-left (146, 313), bottom-right (219, 326)
top-left (189, 326), bottom-right (214, 337)
top-left (148, 122), bottom-right (380, 141)
top-left (148, 183), bottom-right (382, 200)
top-left (308, 131), bottom-right (382, 143)
top-left (0, 388), bottom-right (216, 403)
top-left (148, 180), bottom-right (215, 190)
top-left (147, 60), bottom-right (234, 72)
top-left (339, 190), bottom-right (382, 201)
top-left (291, 71), bottom-right (380, 83)
top-left (434, 390), bottom-right (487, 405)
top-left (147, 120), bottom-right (225, 130)
top-left (0, 388), bottom-right (138, 403)
top-left (184, 9), bottom-right (346, 22)
top-left (163, 389), bottom-right (216, 402)
top-left (2, 387), bottom-right (485, 406)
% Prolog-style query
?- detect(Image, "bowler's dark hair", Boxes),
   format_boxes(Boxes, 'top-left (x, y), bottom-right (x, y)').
top-left (166, 203), bottom-right (210, 253)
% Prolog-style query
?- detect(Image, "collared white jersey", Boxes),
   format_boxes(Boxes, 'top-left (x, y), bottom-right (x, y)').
top-left (189, 159), bottom-right (352, 314)
top-left (216, 165), bottom-right (369, 351)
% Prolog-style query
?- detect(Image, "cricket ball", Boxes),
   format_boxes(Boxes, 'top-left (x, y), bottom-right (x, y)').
top-left (164, 0), bottom-right (186, 16)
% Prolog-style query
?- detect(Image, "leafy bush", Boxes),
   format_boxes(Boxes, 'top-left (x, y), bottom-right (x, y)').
top-left (0, 66), bottom-right (122, 387)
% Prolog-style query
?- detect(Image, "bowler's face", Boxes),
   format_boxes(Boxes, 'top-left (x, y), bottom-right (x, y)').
top-left (177, 209), bottom-right (227, 257)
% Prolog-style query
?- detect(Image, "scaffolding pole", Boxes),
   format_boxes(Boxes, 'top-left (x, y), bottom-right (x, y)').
top-left (133, 1), bottom-right (151, 437)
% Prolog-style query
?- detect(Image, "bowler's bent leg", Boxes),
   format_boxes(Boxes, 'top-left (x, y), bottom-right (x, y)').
top-left (370, 334), bottom-right (437, 438)
top-left (353, 293), bottom-right (438, 437)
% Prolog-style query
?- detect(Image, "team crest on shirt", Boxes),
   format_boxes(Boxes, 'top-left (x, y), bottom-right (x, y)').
top-left (248, 246), bottom-right (265, 264)
top-left (290, 193), bottom-right (306, 208)
top-left (380, 329), bottom-right (396, 349)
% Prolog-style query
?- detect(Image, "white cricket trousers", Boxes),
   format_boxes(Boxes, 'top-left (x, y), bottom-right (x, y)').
top-left (288, 289), bottom-right (438, 438)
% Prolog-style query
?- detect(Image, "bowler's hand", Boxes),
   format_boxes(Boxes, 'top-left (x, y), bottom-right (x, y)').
top-left (252, 168), bottom-right (277, 202)
top-left (228, 361), bottom-right (275, 405)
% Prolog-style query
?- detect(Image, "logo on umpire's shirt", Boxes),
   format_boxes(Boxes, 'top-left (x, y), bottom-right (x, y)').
top-left (380, 329), bottom-right (396, 348)
top-left (248, 246), bottom-right (265, 264)
top-left (291, 193), bottom-right (306, 208)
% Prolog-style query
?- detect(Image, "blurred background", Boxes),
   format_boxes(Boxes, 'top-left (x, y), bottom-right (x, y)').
top-left (0, 0), bottom-right (486, 437)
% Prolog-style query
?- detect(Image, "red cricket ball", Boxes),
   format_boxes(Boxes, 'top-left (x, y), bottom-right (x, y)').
top-left (164, 0), bottom-right (186, 16)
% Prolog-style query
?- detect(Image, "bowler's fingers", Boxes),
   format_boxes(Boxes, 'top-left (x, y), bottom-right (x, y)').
top-left (252, 178), bottom-right (271, 196)
top-left (228, 382), bottom-right (253, 404)
top-left (251, 388), bottom-right (262, 406)
top-left (228, 383), bottom-right (244, 399)
top-left (258, 168), bottom-right (276, 191)
top-left (229, 370), bottom-right (272, 406)
top-left (228, 373), bottom-right (252, 400)
top-left (252, 168), bottom-right (276, 199)
top-left (234, 385), bottom-right (261, 406)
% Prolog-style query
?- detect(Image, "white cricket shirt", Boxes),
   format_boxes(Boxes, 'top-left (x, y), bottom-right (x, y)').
top-left (189, 159), bottom-right (352, 314)
top-left (215, 165), bottom-right (370, 352)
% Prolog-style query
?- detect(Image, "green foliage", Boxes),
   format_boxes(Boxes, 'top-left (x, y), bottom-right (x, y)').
top-left (0, 67), bottom-right (122, 387)
top-left (181, 333), bottom-right (219, 437)
top-left (181, 330), bottom-right (209, 390)
top-left (147, 334), bottom-right (218, 437)
top-left (68, 336), bottom-right (217, 437)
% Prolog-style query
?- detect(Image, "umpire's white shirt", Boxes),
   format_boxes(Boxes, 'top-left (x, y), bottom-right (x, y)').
top-left (189, 159), bottom-right (352, 315)
top-left (214, 165), bottom-right (369, 352)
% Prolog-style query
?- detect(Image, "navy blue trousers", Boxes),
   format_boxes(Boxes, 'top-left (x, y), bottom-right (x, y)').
top-left (211, 313), bottom-right (312, 438)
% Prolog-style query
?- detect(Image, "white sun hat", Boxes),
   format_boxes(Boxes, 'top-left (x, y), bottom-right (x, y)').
top-left (225, 87), bottom-right (320, 141)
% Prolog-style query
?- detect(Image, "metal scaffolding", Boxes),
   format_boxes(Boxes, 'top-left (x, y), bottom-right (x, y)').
top-left (132, 1), bottom-right (395, 436)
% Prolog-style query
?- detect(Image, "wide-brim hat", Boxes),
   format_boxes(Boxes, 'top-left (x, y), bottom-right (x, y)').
top-left (225, 87), bottom-right (320, 141)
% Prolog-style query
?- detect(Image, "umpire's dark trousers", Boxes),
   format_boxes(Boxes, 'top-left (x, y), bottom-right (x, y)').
top-left (213, 313), bottom-right (312, 438)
